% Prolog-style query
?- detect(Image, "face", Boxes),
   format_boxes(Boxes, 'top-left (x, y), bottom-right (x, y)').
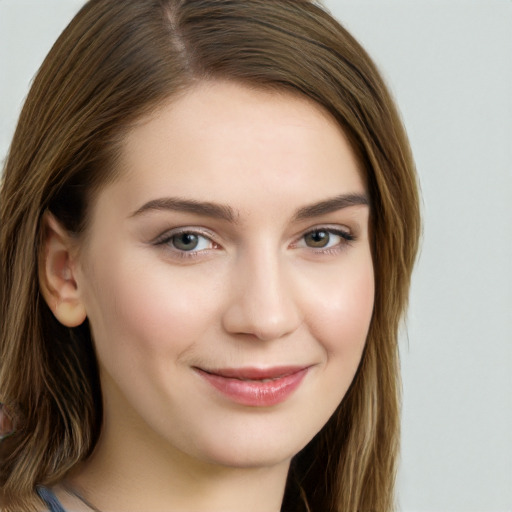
top-left (75, 81), bottom-right (374, 470)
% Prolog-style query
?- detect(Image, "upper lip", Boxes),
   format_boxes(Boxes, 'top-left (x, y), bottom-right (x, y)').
top-left (195, 365), bottom-right (310, 380)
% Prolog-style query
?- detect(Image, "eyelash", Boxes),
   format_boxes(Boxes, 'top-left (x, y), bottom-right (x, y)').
top-left (153, 228), bottom-right (218, 260)
top-left (295, 228), bottom-right (355, 255)
top-left (153, 226), bottom-right (355, 260)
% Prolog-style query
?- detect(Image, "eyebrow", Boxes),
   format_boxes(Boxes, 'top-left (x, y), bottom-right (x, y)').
top-left (293, 193), bottom-right (369, 221)
top-left (130, 197), bottom-right (237, 222)
top-left (130, 193), bottom-right (369, 222)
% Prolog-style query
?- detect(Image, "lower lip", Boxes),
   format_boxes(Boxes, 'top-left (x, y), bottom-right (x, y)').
top-left (196, 368), bottom-right (309, 407)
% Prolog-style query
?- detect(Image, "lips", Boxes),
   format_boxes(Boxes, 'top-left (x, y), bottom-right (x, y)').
top-left (195, 366), bottom-right (309, 407)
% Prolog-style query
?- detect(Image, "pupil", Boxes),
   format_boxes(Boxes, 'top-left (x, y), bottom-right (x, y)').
top-left (173, 233), bottom-right (198, 251)
top-left (307, 231), bottom-right (329, 248)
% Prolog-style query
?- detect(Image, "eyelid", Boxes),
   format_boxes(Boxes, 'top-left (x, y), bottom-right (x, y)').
top-left (151, 227), bottom-right (221, 261)
top-left (152, 226), bottom-right (217, 246)
top-left (291, 225), bottom-right (355, 252)
top-left (150, 224), bottom-right (356, 261)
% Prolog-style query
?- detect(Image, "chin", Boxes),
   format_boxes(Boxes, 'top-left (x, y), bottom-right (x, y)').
top-left (179, 414), bottom-right (322, 471)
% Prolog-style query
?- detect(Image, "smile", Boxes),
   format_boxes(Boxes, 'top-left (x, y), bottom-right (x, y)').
top-left (194, 366), bottom-right (310, 407)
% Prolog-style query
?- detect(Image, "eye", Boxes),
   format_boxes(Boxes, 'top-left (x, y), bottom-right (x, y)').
top-left (304, 230), bottom-right (333, 248)
top-left (297, 228), bottom-right (354, 250)
top-left (170, 232), bottom-right (213, 252)
top-left (154, 229), bottom-right (217, 254)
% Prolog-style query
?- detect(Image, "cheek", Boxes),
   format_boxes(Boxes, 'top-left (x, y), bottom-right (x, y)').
top-left (293, 256), bottom-right (374, 442)
top-left (81, 255), bottom-right (222, 361)
top-left (305, 257), bottom-right (375, 357)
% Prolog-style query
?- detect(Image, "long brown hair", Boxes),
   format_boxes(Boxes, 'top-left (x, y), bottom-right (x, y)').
top-left (0, 1), bottom-right (420, 510)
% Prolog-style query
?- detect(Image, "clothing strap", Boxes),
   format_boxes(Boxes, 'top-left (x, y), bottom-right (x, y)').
top-left (36, 486), bottom-right (67, 512)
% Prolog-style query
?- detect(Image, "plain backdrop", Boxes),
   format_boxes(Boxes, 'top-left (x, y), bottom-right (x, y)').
top-left (1, 1), bottom-right (511, 511)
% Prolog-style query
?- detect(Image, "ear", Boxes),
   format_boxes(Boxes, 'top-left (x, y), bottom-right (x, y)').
top-left (39, 212), bottom-right (87, 327)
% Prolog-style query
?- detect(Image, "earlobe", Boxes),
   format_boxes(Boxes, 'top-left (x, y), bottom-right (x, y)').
top-left (39, 212), bottom-right (87, 327)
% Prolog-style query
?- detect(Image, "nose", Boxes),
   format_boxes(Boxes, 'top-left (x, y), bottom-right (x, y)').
top-left (221, 247), bottom-right (302, 342)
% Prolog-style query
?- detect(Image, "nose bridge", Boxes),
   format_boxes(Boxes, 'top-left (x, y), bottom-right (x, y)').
top-left (221, 241), bottom-right (302, 341)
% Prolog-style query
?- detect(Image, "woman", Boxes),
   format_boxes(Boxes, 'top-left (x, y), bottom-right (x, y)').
top-left (0, 0), bottom-right (420, 511)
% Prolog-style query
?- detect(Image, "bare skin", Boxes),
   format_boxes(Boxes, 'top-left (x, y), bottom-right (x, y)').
top-left (41, 81), bottom-right (374, 512)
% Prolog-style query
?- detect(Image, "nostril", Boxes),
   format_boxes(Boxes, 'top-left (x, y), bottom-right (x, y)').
top-left (223, 299), bottom-right (302, 342)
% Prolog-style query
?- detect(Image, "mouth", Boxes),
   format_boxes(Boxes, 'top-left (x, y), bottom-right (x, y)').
top-left (194, 365), bottom-right (310, 407)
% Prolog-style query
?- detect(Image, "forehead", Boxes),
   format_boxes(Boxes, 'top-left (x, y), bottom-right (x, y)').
top-left (96, 81), bottom-right (366, 221)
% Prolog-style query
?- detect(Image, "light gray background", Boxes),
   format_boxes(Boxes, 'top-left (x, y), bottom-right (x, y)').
top-left (1, 1), bottom-right (511, 511)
